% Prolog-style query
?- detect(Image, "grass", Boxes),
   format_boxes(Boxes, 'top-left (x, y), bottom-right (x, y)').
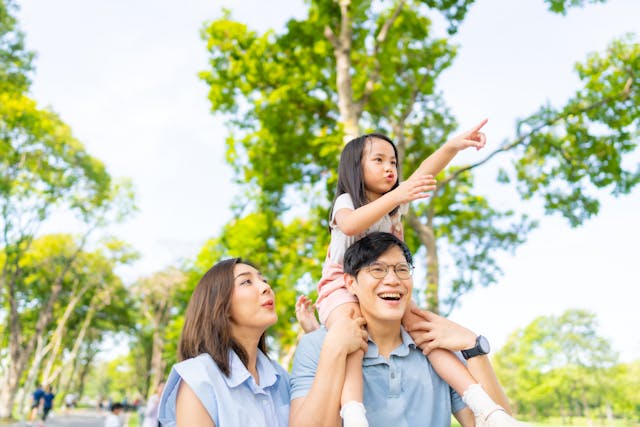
top-left (450, 417), bottom-right (639, 427)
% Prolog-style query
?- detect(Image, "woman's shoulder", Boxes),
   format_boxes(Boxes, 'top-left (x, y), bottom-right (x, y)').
top-left (173, 353), bottom-right (222, 381)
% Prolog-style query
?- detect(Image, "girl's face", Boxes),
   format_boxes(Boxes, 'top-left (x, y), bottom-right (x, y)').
top-left (229, 263), bottom-right (277, 334)
top-left (362, 138), bottom-right (398, 200)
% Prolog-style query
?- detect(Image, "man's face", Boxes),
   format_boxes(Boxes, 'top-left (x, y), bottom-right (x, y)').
top-left (345, 245), bottom-right (413, 323)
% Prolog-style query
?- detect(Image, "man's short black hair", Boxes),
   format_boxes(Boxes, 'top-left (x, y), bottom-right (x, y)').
top-left (111, 402), bottom-right (124, 412)
top-left (344, 232), bottom-right (412, 275)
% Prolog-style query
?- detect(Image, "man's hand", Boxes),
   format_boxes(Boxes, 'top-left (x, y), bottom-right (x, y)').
top-left (326, 307), bottom-right (368, 355)
top-left (404, 306), bottom-right (476, 355)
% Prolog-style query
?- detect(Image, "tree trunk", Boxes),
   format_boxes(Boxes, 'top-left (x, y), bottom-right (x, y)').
top-left (407, 210), bottom-right (440, 313)
top-left (0, 269), bottom-right (30, 419)
top-left (325, 0), bottom-right (360, 141)
top-left (148, 319), bottom-right (166, 397)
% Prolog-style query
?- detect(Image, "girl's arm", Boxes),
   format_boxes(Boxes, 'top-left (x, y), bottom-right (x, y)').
top-left (407, 118), bottom-right (488, 182)
top-left (335, 175), bottom-right (436, 236)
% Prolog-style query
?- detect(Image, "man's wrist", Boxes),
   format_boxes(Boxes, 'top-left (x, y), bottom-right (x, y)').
top-left (461, 335), bottom-right (490, 360)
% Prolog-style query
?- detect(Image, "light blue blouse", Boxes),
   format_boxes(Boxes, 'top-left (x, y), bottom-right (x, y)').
top-left (158, 350), bottom-right (290, 427)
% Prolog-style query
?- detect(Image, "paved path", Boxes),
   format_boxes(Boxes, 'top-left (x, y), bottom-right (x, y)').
top-left (0, 410), bottom-right (131, 427)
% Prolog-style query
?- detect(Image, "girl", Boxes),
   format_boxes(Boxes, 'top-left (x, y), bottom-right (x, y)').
top-left (310, 119), bottom-right (522, 427)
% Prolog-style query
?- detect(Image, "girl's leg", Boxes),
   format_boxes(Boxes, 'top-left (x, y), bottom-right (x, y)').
top-left (326, 302), bottom-right (368, 427)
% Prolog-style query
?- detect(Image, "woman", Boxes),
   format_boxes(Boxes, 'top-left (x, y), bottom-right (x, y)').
top-left (158, 258), bottom-right (368, 427)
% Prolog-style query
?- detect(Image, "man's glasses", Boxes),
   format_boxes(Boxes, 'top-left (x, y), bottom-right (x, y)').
top-left (363, 262), bottom-right (414, 279)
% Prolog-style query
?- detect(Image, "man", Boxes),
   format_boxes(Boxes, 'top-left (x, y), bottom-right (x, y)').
top-left (290, 232), bottom-right (516, 427)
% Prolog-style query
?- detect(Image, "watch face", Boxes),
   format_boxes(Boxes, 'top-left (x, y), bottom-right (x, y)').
top-left (478, 335), bottom-right (490, 354)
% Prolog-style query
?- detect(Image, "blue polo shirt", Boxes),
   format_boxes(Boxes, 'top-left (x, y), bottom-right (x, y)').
top-left (291, 327), bottom-right (466, 427)
top-left (159, 350), bottom-right (290, 427)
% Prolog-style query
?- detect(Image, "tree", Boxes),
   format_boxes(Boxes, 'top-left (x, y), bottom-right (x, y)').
top-left (493, 309), bottom-right (619, 419)
top-left (132, 267), bottom-right (186, 397)
top-left (198, 0), bottom-right (637, 322)
top-left (0, 234), bottom-right (138, 416)
top-left (0, 0), bottom-right (136, 417)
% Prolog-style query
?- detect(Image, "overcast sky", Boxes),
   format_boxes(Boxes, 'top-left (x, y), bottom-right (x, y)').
top-left (15, 0), bottom-right (640, 362)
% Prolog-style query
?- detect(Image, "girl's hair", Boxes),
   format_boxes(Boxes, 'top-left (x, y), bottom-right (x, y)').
top-left (330, 133), bottom-right (401, 222)
top-left (178, 257), bottom-right (268, 377)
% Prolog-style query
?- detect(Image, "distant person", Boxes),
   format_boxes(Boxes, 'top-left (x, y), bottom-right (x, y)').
top-left (40, 385), bottom-right (55, 423)
top-left (104, 402), bottom-right (125, 427)
top-left (64, 393), bottom-right (76, 414)
top-left (29, 384), bottom-right (45, 422)
top-left (142, 381), bottom-right (164, 427)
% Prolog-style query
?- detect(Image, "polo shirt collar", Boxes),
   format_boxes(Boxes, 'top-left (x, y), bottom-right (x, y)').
top-left (364, 326), bottom-right (417, 360)
top-left (223, 349), bottom-right (280, 391)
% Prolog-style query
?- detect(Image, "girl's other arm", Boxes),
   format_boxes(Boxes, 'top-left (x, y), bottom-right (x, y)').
top-left (335, 175), bottom-right (436, 236)
top-left (296, 295), bottom-right (320, 333)
top-left (408, 118), bottom-right (488, 182)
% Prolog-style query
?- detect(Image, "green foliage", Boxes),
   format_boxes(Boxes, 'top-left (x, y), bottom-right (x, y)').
top-left (543, 0), bottom-right (607, 15)
top-left (510, 35), bottom-right (639, 227)
top-left (0, 0), bottom-right (33, 94)
top-left (494, 309), bottom-right (621, 419)
top-left (195, 0), bottom-right (639, 321)
top-left (416, 168), bottom-right (537, 313)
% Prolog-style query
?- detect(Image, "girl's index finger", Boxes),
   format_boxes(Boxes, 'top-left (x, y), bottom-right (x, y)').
top-left (469, 118), bottom-right (489, 133)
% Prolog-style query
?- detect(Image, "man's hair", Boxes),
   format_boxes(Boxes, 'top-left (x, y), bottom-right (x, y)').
top-left (111, 402), bottom-right (124, 412)
top-left (344, 232), bottom-right (412, 275)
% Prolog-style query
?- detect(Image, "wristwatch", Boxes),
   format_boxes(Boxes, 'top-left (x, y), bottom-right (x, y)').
top-left (461, 335), bottom-right (490, 360)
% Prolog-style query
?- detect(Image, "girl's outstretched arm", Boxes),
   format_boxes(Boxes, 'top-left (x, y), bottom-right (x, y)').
top-left (408, 118), bottom-right (488, 182)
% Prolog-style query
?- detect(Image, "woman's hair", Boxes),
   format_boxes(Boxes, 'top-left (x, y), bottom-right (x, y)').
top-left (178, 257), bottom-right (268, 376)
top-left (330, 133), bottom-right (401, 222)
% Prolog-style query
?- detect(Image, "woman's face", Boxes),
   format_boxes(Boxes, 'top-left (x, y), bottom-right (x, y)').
top-left (229, 263), bottom-right (277, 333)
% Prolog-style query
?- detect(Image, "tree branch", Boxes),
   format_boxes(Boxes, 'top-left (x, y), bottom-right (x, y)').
top-left (356, 0), bottom-right (406, 116)
top-left (437, 77), bottom-right (634, 191)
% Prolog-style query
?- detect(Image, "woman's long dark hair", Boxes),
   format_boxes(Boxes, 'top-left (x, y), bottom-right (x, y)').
top-left (329, 133), bottom-right (401, 223)
top-left (178, 258), bottom-right (268, 376)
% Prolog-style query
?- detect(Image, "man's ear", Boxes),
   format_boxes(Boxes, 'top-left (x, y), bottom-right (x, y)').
top-left (344, 272), bottom-right (357, 295)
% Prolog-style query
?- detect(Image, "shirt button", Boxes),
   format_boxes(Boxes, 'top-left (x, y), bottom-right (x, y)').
top-left (390, 372), bottom-right (395, 379)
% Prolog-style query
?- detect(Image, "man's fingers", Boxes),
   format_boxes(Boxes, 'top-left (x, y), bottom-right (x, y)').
top-left (406, 320), bottom-right (431, 332)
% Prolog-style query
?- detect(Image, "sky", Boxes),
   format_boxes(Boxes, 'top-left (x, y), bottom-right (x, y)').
top-left (15, 0), bottom-right (640, 362)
